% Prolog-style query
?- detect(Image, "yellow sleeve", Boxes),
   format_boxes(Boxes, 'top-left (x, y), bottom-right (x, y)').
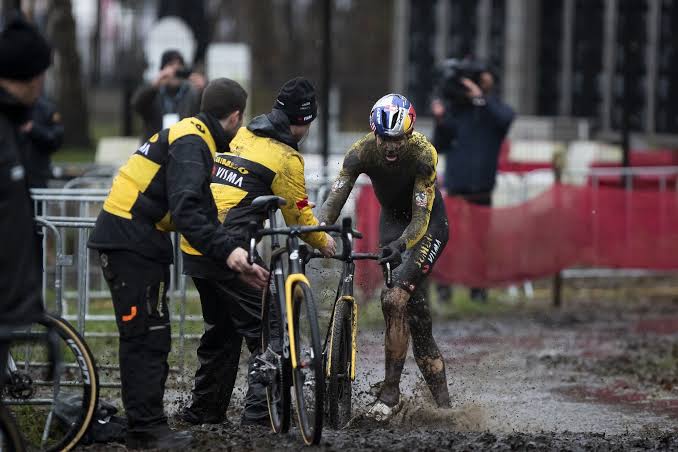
top-left (271, 153), bottom-right (328, 250)
top-left (399, 138), bottom-right (438, 249)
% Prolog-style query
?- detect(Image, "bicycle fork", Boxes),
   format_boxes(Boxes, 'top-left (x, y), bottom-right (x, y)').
top-left (325, 296), bottom-right (358, 381)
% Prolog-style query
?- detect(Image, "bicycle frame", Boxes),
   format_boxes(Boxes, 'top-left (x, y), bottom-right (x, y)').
top-left (262, 206), bottom-right (313, 371)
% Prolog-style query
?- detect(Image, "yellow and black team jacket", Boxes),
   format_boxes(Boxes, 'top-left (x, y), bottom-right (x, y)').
top-left (88, 113), bottom-right (243, 264)
top-left (181, 110), bottom-right (328, 280)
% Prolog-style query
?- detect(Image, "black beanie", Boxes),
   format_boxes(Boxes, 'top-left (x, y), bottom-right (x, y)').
top-left (273, 77), bottom-right (317, 125)
top-left (159, 49), bottom-right (185, 70)
top-left (200, 78), bottom-right (248, 120)
top-left (0, 17), bottom-right (51, 81)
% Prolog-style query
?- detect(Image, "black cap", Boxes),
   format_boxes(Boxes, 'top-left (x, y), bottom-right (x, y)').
top-left (273, 77), bottom-right (317, 125)
top-left (159, 49), bottom-right (185, 70)
top-left (200, 78), bottom-right (247, 120)
top-left (0, 17), bottom-right (51, 81)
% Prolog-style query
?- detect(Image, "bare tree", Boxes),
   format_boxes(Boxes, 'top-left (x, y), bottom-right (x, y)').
top-left (46, 0), bottom-right (90, 147)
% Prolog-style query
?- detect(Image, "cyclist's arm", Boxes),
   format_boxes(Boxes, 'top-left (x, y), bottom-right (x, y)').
top-left (271, 152), bottom-right (328, 249)
top-left (318, 149), bottom-right (361, 225)
top-left (397, 140), bottom-right (438, 249)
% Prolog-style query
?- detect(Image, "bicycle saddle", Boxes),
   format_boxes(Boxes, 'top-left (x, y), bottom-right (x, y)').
top-left (252, 195), bottom-right (287, 210)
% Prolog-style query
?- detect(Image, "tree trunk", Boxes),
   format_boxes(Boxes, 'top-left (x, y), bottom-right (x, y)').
top-left (46, 0), bottom-right (91, 147)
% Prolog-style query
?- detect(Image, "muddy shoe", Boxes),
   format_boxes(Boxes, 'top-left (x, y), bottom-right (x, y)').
top-left (365, 398), bottom-right (403, 423)
top-left (126, 425), bottom-right (193, 450)
top-left (180, 406), bottom-right (224, 425)
top-left (240, 416), bottom-right (270, 428)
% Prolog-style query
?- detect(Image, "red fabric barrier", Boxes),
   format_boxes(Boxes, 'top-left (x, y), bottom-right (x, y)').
top-left (354, 184), bottom-right (678, 294)
top-left (589, 149), bottom-right (678, 189)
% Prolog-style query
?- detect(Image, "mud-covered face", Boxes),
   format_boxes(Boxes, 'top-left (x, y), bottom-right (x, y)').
top-left (376, 134), bottom-right (408, 163)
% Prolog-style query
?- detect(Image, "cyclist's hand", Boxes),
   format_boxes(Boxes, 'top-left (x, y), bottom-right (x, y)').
top-left (378, 241), bottom-right (404, 269)
top-left (238, 263), bottom-right (269, 290)
top-left (319, 233), bottom-right (336, 257)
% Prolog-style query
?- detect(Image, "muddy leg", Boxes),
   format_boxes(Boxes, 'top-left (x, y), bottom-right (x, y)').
top-left (379, 287), bottom-right (411, 406)
top-left (407, 285), bottom-right (450, 408)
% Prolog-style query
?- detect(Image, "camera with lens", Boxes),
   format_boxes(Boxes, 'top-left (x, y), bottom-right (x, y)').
top-left (174, 67), bottom-right (192, 79)
top-left (435, 58), bottom-right (488, 105)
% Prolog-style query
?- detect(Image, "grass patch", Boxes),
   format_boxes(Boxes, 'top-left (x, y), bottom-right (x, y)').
top-left (52, 147), bottom-right (95, 163)
top-left (52, 119), bottom-right (130, 164)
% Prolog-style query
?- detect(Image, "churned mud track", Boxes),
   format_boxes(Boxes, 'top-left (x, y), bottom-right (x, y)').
top-left (84, 299), bottom-right (678, 450)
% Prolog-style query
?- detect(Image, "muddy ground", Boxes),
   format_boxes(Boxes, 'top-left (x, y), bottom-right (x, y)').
top-left (83, 284), bottom-right (678, 451)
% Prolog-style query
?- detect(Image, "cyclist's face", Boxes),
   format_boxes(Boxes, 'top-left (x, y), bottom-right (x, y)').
top-left (376, 134), bottom-right (407, 163)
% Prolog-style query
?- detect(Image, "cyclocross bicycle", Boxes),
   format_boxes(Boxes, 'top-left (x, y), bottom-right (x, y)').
top-left (302, 225), bottom-right (392, 429)
top-left (248, 195), bottom-right (359, 445)
top-left (1, 313), bottom-right (99, 451)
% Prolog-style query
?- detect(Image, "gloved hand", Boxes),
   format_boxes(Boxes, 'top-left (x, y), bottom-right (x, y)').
top-left (378, 240), bottom-right (405, 270)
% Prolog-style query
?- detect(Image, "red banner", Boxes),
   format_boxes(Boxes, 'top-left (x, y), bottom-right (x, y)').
top-left (354, 184), bottom-right (678, 294)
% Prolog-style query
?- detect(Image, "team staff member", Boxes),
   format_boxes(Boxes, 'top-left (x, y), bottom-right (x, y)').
top-left (180, 77), bottom-right (335, 426)
top-left (88, 78), bottom-right (268, 449)
top-left (319, 94), bottom-right (450, 422)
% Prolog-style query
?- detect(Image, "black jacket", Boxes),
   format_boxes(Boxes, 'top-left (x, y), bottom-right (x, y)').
top-left (433, 95), bottom-right (514, 194)
top-left (0, 87), bottom-right (44, 324)
top-left (22, 96), bottom-right (63, 188)
top-left (131, 81), bottom-right (202, 142)
top-left (88, 113), bottom-right (243, 264)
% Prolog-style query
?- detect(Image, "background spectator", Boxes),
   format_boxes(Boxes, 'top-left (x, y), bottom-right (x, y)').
top-left (432, 60), bottom-right (515, 302)
top-left (131, 49), bottom-right (205, 141)
top-left (20, 94), bottom-right (63, 189)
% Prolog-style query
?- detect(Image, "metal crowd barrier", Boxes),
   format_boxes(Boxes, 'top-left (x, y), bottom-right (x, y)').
top-left (30, 180), bottom-right (347, 381)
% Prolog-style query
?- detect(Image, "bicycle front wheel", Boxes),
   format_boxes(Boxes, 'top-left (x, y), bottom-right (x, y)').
top-left (326, 297), bottom-right (354, 429)
top-left (3, 314), bottom-right (99, 452)
top-left (290, 281), bottom-right (324, 445)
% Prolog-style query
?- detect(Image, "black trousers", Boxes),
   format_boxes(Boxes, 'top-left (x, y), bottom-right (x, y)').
top-left (99, 250), bottom-right (171, 433)
top-left (190, 277), bottom-right (268, 423)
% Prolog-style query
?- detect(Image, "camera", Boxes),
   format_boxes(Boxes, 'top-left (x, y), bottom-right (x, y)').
top-left (174, 67), bottom-right (192, 79)
top-left (435, 58), bottom-right (489, 105)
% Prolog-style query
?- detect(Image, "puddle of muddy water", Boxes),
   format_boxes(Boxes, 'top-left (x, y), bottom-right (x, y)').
top-left (80, 301), bottom-right (678, 451)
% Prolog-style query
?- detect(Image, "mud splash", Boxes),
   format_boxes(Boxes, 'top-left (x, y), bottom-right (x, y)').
top-left (79, 296), bottom-right (678, 451)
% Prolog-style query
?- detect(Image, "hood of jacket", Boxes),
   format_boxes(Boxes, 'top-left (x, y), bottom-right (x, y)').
top-left (247, 109), bottom-right (299, 151)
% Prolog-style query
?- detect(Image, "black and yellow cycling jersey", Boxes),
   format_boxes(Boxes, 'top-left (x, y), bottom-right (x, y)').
top-left (180, 111), bottom-right (327, 279)
top-left (89, 113), bottom-right (241, 264)
top-left (320, 131), bottom-right (438, 250)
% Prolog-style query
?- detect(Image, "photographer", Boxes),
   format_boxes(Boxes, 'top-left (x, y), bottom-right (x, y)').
top-left (432, 59), bottom-right (514, 302)
top-left (131, 49), bottom-right (206, 142)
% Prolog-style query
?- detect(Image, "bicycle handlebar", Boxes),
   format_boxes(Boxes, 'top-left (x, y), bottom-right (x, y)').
top-left (302, 249), bottom-right (393, 288)
top-left (246, 216), bottom-right (361, 265)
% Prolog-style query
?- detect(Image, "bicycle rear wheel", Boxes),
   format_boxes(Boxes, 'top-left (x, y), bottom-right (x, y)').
top-left (3, 314), bottom-right (99, 452)
top-left (291, 281), bottom-right (324, 445)
top-left (326, 297), bottom-right (353, 429)
top-left (261, 281), bottom-right (291, 434)
top-left (0, 403), bottom-right (25, 452)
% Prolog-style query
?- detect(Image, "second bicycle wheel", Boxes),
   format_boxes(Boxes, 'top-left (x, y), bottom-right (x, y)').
top-left (3, 314), bottom-right (98, 452)
top-left (326, 297), bottom-right (353, 429)
top-left (261, 279), bottom-right (291, 433)
top-left (290, 281), bottom-right (324, 445)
